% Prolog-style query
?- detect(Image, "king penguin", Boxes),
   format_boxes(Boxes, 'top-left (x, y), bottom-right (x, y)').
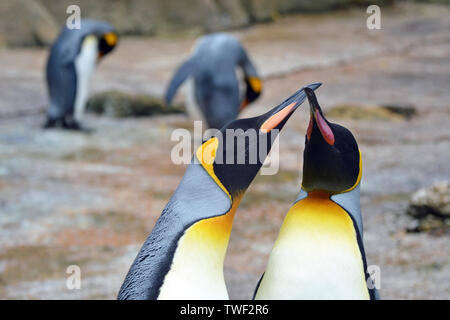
top-left (165, 33), bottom-right (262, 129)
top-left (254, 88), bottom-right (379, 300)
top-left (118, 83), bottom-right (321, 300)
top-left (44, 19), bottom-right (118, 130)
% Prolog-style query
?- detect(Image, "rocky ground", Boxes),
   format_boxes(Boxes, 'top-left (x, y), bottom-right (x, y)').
top-left (0, 3), bottom-right (449, 299)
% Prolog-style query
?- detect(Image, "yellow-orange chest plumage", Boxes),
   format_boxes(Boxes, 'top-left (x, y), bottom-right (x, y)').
top-left (157, 199), bottom-right (240, 300)
top-left (256, 192), bottom-right (369, 300)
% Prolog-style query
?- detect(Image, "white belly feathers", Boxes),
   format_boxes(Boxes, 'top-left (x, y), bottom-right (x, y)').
top-left (74, 35), bottom-right (98, 122)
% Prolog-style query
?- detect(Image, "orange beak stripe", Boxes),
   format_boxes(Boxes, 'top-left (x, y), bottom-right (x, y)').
top-left (306, 113), bottom-right (313, 140)
top-left (260, 102), bottom-right (296, 134)
top-left (314, 109), bottom-right (335, 145)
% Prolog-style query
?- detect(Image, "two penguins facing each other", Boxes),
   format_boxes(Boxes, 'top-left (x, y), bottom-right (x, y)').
top-left (42, 19), bottom-right (377, 300)
top-left (118, 85), bottom-right (379, 300)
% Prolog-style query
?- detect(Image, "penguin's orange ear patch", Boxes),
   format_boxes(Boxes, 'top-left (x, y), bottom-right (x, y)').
top-left (196, 137), bottom-right (218, 166)
top-left (260, 102), bottom-right (296, 134)
top-left (248, 77), bottom-right (262, 93)
top-left (104, 32), bottom-right (118, 46)
top-left (195, 137), bottom-right (231, 199)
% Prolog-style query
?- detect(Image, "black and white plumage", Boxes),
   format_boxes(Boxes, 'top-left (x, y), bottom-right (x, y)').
top-left (165, 33), bottom-right (262, 129)
top-left (44, 19), bottom-right (118, 130)
top-left (254, 88), bottom-right (380, 300)
top-left (118, 83), bottom-right (321, 300)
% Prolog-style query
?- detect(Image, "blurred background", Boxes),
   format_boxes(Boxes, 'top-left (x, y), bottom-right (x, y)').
top-left (0, 0), bottom-right (449, 299)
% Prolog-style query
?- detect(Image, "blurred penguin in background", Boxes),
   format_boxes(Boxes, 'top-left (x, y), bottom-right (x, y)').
top-left (44, 19), bottom-right (118, 130)
top-left (165, 33), bottom-right (262, 129)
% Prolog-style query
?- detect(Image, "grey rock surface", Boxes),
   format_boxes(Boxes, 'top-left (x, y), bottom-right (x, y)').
top-left (407, 181), bottom-right (450, 232)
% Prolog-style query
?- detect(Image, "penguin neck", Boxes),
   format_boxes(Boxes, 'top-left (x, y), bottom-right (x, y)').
top-left (157, 197), bottom-right (241, 299)
top-left (179, 197), bottom-right (241, 262)
top-left (281, 191), bottom-right (357, 246)
top-left (256, 190), bottom-right (369, 299)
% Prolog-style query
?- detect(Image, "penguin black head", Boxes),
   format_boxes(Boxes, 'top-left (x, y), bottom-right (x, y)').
top-left (195, 83), bottom-right (321, 200)
top-left (302, 88), bottom-right (361, 194)
top-left (98, 32), bottom-right (118, 58)
top-left (241, 77), bottom-right (263, 110)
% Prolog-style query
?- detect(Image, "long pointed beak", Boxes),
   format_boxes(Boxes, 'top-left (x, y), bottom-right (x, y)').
top-left (259, 82), bottom-right (322, 133)
top-left (304, 87), bottom-right (335, 145)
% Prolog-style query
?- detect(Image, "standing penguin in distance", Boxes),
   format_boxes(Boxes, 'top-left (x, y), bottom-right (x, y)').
top-left (44, 19), bottom-right (118, 130)
top-left (254, 88), bottom-right (379, 300)
top-left (165, 33), bottom-right (262, 130)
top-left (118, 83), bottom-right (321, 300)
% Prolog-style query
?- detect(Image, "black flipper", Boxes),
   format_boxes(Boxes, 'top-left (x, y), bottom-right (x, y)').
top-left (117, 161), bottom-right (231, 300)
top-left (165, 56), bottom-right (198, 106)
top-left (252, 273), bottom-right (264, 300)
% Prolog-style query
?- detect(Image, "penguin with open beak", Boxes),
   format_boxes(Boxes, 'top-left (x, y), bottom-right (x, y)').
top-left (44, 19), bottom-right (118, 130)
top-left (118, 83), bottom-right (321, 300)
top-left (254, 88), bottom-right (379, 300)
top-left (165, 33), bottom-right (262, 129)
